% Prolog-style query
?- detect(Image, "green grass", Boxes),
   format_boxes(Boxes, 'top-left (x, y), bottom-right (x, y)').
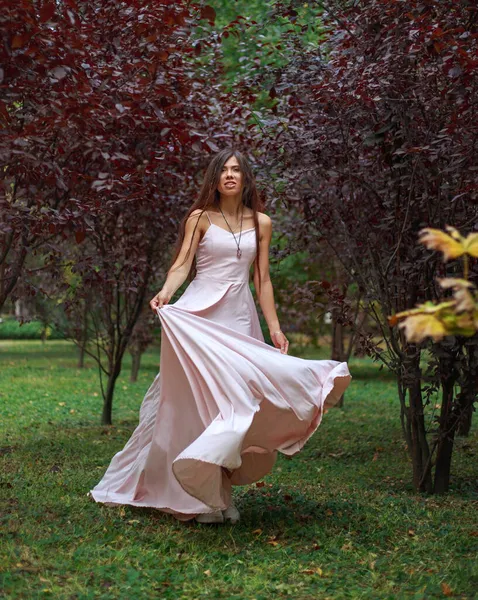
top-left (1, 340), bottom-right (477, 599)
top-left (0, 318), bottom-right (64, 340)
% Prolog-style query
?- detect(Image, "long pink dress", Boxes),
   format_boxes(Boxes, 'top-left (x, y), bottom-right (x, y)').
top-left (89, 212), bottom-right (352, 520)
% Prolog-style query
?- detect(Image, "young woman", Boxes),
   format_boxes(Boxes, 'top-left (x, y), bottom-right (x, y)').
top-left (89, 149), bottom-right (352, 524)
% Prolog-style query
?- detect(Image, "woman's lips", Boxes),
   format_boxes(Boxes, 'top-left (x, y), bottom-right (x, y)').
top-left (225, 182), bottom-right (236, 187)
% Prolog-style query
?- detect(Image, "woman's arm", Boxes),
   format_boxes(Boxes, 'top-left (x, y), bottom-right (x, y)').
top-left (150, 210), bottom-right (205, 310)
top-left (253, 214), bottom-right (289, 354)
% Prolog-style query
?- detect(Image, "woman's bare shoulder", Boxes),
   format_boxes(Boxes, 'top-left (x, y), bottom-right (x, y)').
top-left (256, 211), bottom-right (272, 228)
top-left (185, 208), bottom-right (209, 237)
top-left (188, 208), bottom-right (207, 219)
top-left (187, 208), bottom-right (209, 226)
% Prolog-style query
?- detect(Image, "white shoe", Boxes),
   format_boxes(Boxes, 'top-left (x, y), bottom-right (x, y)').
top-left (222, 501), bottom-right (240, 524)
top-left (196, 509), bottom-right (224, 524)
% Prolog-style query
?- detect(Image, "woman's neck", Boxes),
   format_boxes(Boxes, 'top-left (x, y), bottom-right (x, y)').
top-left (218, 195), bottom-right (243, 218)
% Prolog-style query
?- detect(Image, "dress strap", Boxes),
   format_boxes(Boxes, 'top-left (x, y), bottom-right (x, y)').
top-left (204, 210), bottom-right (212, 225)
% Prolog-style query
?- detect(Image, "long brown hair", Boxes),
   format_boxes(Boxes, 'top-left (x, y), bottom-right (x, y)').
top-left (168, 148), bottom-right (265, 293)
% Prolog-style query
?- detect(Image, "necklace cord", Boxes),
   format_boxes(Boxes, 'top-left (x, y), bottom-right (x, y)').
top-left (218, 205), bottom-right (244, 257)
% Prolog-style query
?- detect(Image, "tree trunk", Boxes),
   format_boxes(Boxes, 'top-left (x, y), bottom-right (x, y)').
top-left (398, 344), bottom-right (433, 493)
top-left (433, 347), bottom-right (460, 494)
top-left (456, 343), bottom-right (477, 437)
top-left (101, 362), bottom-right (122, 425)
top-left (0, 245), bottom-right (27, 313)
top-left (331, 306), bottom-right (346, 407)
top-left (456, 403), bottom-right (473, 437)
top-left (0, 260), bottom-right (4, 309)
top-left (130, 351), bottom-right (141, 383)
top-left (433, 427), bottom-right (455, 494)
top-left (78, 302), bottom-right (88, 369)
top-left (97, 241), bottom-right (154, 425)
top-left (433, 380), bottom-right (456, 494)
top-left (78, 345), bottom-right (86, 369)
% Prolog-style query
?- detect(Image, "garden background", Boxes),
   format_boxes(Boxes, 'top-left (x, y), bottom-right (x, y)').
top-left (1, 1), bottom-right (477, 598)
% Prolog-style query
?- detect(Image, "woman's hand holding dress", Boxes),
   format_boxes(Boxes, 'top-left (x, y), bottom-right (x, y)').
top-left (270, 330), bottom-right (289, 354)
top-left (150, 289), bottom-right (172, 311)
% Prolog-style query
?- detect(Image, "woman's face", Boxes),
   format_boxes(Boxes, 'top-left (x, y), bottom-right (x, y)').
top-left (217, 155), bottom-right (243, 197)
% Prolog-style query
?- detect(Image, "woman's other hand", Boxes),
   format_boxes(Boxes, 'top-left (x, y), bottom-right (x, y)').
top-left (271, 330), bottom-right (289, 354)
top-left (150, 289), bottom-right (171, 312)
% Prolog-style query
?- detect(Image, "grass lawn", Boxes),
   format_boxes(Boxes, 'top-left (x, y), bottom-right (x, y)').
top-left (1, 340), bottom-right (477, 599)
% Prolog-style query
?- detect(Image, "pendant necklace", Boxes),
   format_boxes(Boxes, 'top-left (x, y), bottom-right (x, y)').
top-left (219, 204), bottom-right (244, 259)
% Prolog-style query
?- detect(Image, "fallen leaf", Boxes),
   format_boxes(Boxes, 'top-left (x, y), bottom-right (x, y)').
top-left (441, 582), bottom-right (453, 596)
top-left (204, 569), bottom-right (211, 577)
top-left (300, 567), bottom-right (323, 576)
top-left (256, 482), bottom-right (265, 488)
top-left (267, 540), bottom-right (279, 547)
top-left (407, 529), bottom-right (416, 537)
top-left (372, 452), bottom-right (379, 461)
top-left (252, 528), bottom-right (262, 535)
top-left (299, 514), bottom-right (313, 522)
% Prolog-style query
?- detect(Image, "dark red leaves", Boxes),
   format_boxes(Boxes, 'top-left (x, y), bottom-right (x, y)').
top-left (259, 0), bottom-right (478, 494)
top-left (75, 231), bottom-right (86, 244)
top-left (205, 139), bottom-right (220, 152)
top-left (145, 32), bottom-right (159, 43)
top-left (11, 35), bottom-right (25, 49)
top-left (200, 5), bottom-right (216, 24)
top-left (39, 2), bottom-right (56, 23)
top-left (0, 101), bottom-right (10, 123)
top-left (1, 0), bottom-right (237, 315)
